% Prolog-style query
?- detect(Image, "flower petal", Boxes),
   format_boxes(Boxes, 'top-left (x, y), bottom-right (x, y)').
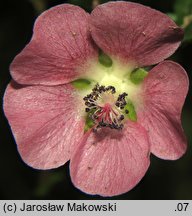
top-left (3, 82), bottom-right (85, 169)
top-left (70, 122), bottom-right (150, 196)
top-left (11, 4), bottom-right (98, 85)
top-left (138, 61), bottom-right (189, 160)
top-left (90, 2), bottom-right (183, 66)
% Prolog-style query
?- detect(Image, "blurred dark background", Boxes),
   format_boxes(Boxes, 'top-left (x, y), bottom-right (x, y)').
top-left (0, 0), bottom-right (192, 199)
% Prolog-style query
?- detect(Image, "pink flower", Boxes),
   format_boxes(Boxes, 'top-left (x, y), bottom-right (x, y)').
top-left (4, 2), bottom-right (189, 196)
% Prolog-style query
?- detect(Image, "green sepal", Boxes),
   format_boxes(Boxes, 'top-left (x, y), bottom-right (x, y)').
top-left (124, 100), bottom-right (137, 122)
top-left (130, 68), bottom-right (148, 85)
top-left (99, 52), bottom-right (113, 67)
top-left (72, 79), bottom-right (91, 90)
top-left (84, 109), bottom-right (95, 132)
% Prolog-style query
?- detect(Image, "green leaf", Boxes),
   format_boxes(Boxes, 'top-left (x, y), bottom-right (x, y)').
top-left (167, 13), bottom-right (178, 22)
top-left (124, 100), bottom-right (137, 122)
top-left (184, 22), bottom-right (192, 42)
top-left (68, 0), bottom-right (110, 12)
top-left (130, 68), bottom-right (148, 85)
top-left (174, 0), bottom-right (192, 25)
top-left (72, 79), bottom-right (91, 89)
top-left (68, 0), bottom-right (93, 12)
top-left (28, 0), bottom-right (47, 14)
top-left (99, 52), bottom-right (113, 67)
top-left (34, 172), bottom-right (64, 197)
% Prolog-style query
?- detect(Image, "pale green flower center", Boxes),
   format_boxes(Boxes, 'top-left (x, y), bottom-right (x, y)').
top-left (72, 56), bottom-right (148, 132)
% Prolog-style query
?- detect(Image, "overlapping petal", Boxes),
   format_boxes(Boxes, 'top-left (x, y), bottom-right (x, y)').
top-left (3, 82), bottom-right (85, 169)
top-left (70, 122), bottom-right (150, 196)
top-left (10, 4), bottom-right (98, 86)
top-left (90, 2), bottom-right (183, 67)
top-left (138, 61), bottom-right (189, 160)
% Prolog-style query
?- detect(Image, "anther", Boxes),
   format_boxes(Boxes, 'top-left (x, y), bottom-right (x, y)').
top-left (119, 115), bottom-right (124, 120)
top-left (85, 108), bottom-right (90, 112)
top-left (98, 85), bottom-right (105, 93)
top-left (83, 96), bottom-right (88, 101)
top-left (115, 102), bottom-right (120, 107)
